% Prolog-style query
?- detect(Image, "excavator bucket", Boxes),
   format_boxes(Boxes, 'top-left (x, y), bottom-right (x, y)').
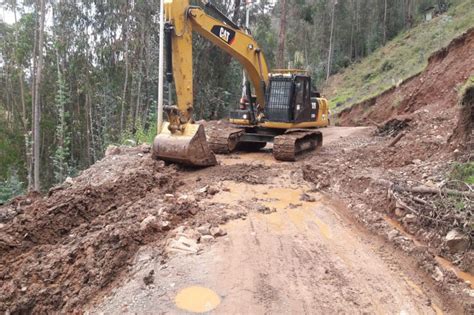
top-left (152, 122), bottom-right (217, 166)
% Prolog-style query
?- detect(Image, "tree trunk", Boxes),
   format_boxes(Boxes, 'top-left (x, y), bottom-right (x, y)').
top-left (120, 2), bottom-right (130, 135)
top-left (383, 0), bottom-right (388, 44)
top-left (326, 0), bottom-right (337, 81)
top-left (277, 0), bottom-right (287, 68)
top-left (405, 0), bottom-right (412, 27)
top-left (33, 0), bottom-right (46, 191)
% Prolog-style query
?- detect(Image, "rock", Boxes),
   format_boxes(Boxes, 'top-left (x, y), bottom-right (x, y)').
top-left (207, 186), bottom-right (220, 195)
top-left (432, 266), bottom-right (444, 282)
top-left (64, 177), bottom-right (74, 185)
top-left (140, 143), bottom-right (151, 153)
top-left (210, 227), bottom-right (227, 237)
top-left (105, 145), bottom-right (121, 156)
top-left (197, 224), bottom-right (211, 235)
top-left (143, 270), bottom-right (154, 285)
top-left (140, 215), bottom-right (158, 231)
top-left (178, 195), bottom-right (196, 203)
top-left (300, 193), bottom-right (316, 202)
top-left (164, 194), bottom-right (174, 202)
top-left (445, 229), bottom-right (470, 253)
top-left (188, 207), bottom-right (200, 215)
top-left (183, 229), bottom-right (201, 242)
top-left (463, 288), bottom-right (474, 298)
top-left (200, 235), bottom-right (215, 244)
top-left (387, 230), bottom-right (399, 241)
top-left (403, 214), bottom-right (417, 224)
top-left (167, 236), bottom-right (200, 254)
top-left (394, 207), bottom-right (405, 217)
top-left (160, 220), bottom-right (171, 231)
top-left (197, 186), bottom-right (208, 194)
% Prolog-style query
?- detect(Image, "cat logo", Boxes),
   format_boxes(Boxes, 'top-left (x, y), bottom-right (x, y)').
top-left (211, 25), bottom-right (236, 45)
top-left (219, 27), bottom-right (230, 42)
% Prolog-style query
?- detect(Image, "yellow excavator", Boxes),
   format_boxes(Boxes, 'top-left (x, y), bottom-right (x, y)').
top-left (152, 0), bottom-right (329, 166)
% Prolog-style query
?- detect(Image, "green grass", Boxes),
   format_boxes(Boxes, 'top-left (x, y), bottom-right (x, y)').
top-left (450, 162), bottom-right (474, 185)
top-left (326, 0), bottom-right (474, 111)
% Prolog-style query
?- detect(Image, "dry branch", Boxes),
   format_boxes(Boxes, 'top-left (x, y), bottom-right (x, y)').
top-left (375, 179), bottom-right (474, 198)
top-left (388, 132), bottom-right (405, 147)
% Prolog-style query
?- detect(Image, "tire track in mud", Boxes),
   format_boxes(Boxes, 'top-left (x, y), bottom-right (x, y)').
top-left (93, 145), bottom-right (450, 314)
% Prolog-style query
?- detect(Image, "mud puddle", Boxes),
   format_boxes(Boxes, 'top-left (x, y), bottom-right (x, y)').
top-left (384, 216), bottom-right (474, 289)
top-left (175, 286), bottom-right (221, 313)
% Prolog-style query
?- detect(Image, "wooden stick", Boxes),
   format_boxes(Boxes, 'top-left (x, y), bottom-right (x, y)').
top-left (375, 179), bottom-right (474, 198)
top-left (388, 132), bottom-right (405, 147)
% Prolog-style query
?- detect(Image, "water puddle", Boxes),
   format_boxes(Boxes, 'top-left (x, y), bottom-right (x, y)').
top-left (384, 216), bottom-right (474, 289)
top-left (175, 286), bottom-right (221, 313)
top-left (435, 256), bottom-right (474, 289)
top-left (211, 181), bottom-right (331, 238)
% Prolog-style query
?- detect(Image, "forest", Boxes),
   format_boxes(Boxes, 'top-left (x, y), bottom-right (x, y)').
top-left (0, 0), bottom-right (453, 198)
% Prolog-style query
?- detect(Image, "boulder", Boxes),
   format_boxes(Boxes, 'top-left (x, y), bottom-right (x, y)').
top-left (167, 236), bottom-right (200, 254)
top-left (210, 227), bottom-right (227, 237)
top-left (446, 229), bottom-right (470, 253)
top-left (200, 235), bottom-right (215, 244)
top-left (140, 215), bottom-right (158, 231)
top-left (197, 224), bottom-right (211, 235)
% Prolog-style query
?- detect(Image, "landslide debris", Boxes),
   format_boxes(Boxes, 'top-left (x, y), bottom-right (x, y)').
top-left (0, 142), bottom-right (281, 313)
top-left (0, 147), bottom-right (186, 313)
top-left (304, 30), bottom-right (474, 311)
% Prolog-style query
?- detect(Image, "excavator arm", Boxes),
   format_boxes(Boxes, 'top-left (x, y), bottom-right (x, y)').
top-left (164, 0), bottom-right (269, 128)
top-left (152, 0), bottom-right (269, 166)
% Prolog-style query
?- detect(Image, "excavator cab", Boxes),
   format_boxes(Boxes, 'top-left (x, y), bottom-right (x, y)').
top-left (264, 74), bottom-right (317, 124)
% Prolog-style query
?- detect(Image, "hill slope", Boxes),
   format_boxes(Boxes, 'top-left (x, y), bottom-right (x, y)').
top-left (324, 0), bottom-right (474, 110)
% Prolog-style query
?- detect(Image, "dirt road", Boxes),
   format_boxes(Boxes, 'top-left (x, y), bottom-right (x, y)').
top-left (92, 127), bottom-right (449, 314)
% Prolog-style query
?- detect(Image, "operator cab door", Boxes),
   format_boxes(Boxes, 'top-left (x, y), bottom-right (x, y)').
top-left (293, 76), bottom-right (316, 123)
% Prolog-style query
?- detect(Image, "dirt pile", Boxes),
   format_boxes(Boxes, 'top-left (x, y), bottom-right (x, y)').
top-left (0, 147), bottom-right (186, 313)
top-left (0, 142), bottom-right (281, 313)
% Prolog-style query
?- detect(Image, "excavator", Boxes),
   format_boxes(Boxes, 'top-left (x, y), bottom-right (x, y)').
top-left (152, 0), bottom-right (330, 166)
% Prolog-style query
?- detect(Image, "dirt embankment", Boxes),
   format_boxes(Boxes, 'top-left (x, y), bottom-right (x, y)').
top-left (338, 28), bottom-right (474, 135)
top-left (303, 28), bottom-right (474, 311)
top-left (0, 147), bottom-right (177, 313)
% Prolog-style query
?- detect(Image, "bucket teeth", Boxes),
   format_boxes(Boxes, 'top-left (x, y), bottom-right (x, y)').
top-left (152, 123), bottom-right (217, 166)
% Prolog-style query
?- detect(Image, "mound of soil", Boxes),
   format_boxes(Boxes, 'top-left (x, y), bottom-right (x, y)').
top-left (0, 147), bottom-right (185, 313)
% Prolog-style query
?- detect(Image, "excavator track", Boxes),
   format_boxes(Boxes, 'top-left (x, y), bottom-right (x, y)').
top-left (207, 127), bottom-right (244, 154)
top-left (273, 130), bottom-right (322, 161)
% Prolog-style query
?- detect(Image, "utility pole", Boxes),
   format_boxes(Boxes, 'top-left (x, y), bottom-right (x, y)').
top-left (158, 0), bottom-right (165, 133)
top-left (241, 0), bottom-right (251, 98)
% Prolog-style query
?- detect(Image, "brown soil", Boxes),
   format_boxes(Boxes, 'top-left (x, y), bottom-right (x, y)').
top-left (338, 28), bottom-right (474, 148)
top-left (306, 27), bottom-right (474, 312)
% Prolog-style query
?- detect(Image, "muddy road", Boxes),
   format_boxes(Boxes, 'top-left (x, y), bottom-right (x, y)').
top-left (92, 127), bottom-right (452, 314)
